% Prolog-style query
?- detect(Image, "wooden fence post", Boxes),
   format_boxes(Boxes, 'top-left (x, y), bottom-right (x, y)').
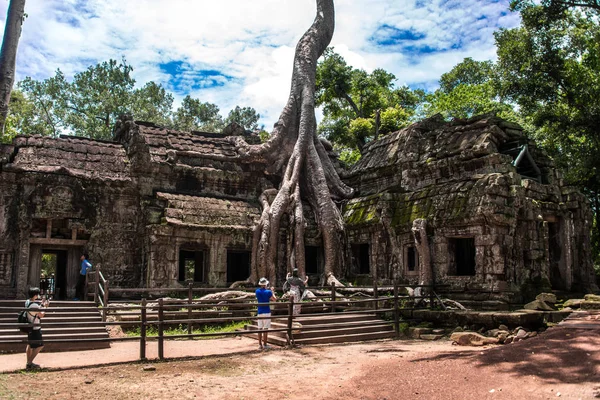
top-left (94, 266), bottom-right (100, 304)
top-left (331, 283), bottom-right (336, 313)
top-left (373, 280), bottom-right (378, 311)
top-left (187, 282), bottom-right (193, 337)
top-left (393, 283), bottom-right (400, 339)
top-left (102, 280), bottom-right (109, 322)
top-left (158, 298), bottom-right (164, 360)
top-left (287, 297), bottom-right (294, 347)
top-left (140, 298), bottom-right (147, 361)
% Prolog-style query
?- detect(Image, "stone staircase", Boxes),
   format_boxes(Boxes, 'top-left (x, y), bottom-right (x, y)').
top-left (0, 300), bottom-right (110, 353)
top-left (244, 312), bottom-right (396, 346)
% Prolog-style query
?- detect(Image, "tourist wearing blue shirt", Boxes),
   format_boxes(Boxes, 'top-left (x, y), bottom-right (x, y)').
top-left (255, 277), bottom-right (276, 350)
top-left (74, 253), bottom-right (92, 300)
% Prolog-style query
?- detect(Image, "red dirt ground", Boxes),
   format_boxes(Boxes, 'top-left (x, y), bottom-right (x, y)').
top-left (0, 324), bottom-right (598, 400)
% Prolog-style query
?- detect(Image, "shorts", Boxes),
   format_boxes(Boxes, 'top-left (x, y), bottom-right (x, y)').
top-left (28, 329), bottom-right (43, 348)
top-left (257, 313), bottom-right (271, 330)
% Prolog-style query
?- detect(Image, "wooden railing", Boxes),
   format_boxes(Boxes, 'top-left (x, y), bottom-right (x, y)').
top-left (1, 283), bottom-right (444, 361)
top-left (89, 267), bottom-right (109, 320)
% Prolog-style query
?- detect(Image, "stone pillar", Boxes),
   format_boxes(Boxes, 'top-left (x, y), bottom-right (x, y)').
top-left (411, 218), bottom-right (433, 287)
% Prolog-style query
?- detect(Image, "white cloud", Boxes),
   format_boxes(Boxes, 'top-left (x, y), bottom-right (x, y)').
top-left (1, 0), bottom-right (521, 129)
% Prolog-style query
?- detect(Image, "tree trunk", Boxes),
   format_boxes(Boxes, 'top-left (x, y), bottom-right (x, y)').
top-left (230, 0), bottom-right (354, 287)
top-left (0, 0), bottom-right (26, 134)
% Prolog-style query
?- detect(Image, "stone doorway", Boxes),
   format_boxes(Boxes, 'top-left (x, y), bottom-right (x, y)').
top-left (41, 249), bottom-right (67, 299)
top-left (29, 245), bottom-right (83, 300)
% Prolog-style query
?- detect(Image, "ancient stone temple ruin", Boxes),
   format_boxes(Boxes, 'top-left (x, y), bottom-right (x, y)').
top-left (0, 114), bottom-right (596, 302)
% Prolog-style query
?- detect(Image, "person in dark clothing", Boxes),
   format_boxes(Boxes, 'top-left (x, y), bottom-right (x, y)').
top-left (25, 287), bottom-right (48, 370)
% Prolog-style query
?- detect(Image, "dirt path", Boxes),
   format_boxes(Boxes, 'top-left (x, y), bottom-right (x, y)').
top-left (0, 324), bottom-right (598, 400)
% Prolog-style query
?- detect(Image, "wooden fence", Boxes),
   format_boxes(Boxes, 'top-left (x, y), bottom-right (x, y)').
top-left (2, 284), bottom-right (441, 360)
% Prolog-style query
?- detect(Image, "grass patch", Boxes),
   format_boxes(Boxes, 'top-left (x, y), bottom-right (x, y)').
top-left (125, 320), bottom-right (251, 339)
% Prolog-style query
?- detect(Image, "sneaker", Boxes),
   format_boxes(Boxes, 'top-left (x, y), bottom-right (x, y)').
top-left (26, 363), bottom-right (41, 370)
top-left (258, 345), bottom-right (263, 350)
top-left (263, 344), bottom-right (272, 350)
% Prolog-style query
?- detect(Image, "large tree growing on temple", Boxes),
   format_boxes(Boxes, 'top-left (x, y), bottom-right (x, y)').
top-left (230, 0), bottom-right (353, 286)
top-left (0, 0), bottom-right (26, 136)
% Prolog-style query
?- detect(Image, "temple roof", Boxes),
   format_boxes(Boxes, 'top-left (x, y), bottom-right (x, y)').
top-left (156, 192), bottom-right (260, 229)
top-left (134, 122), bottom-right (241, 163)
top-left (3, 135), bottom-right (130, 181)
top-left (350, 114), bottom-right (540, 174)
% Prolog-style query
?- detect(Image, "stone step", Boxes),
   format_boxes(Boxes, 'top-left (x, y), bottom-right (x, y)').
top-left (0, 331), bottom-right (111, 353)
top-left (281, 323), bottom-right (394, 340)
top-left (293, 313), bottom-right (384, 325)
top-left (0, 301), bottom-right (110, 353)
top-left (246, 321), bottom-right (393, 340)
top-left (0, 326), bottom-right (108, 337)
top-left (243, 313), bottom-right (396, 346)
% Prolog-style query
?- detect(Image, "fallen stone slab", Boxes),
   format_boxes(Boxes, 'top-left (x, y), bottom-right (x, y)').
top-left (408, 327), bottom-right (432, 339)
top-left (536, 293), bottom-right (557, 304)
top-left (524, 299), bottom-right (555, 311)
top-left (450, 332), bottom-right (499, 346)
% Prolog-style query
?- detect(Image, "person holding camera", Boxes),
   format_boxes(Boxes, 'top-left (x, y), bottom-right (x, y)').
top-left (25, 287), bottom-right (48, 370)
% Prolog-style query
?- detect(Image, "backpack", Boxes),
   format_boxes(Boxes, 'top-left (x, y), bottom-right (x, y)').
top-left (17, 300), bottom-right (32, 333)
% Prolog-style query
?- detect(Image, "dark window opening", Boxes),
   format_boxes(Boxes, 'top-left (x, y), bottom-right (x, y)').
top-left (41, 250), bottom-right (67, 299)
top-left (448, 238), bottom-right (476, 276)
top-left (351, 243), bottom-right (370, 274)
top-left (304, 246), bottom-right (322, 274)
top-left (227, 250), bottom-right (251, 284)
top-left (178, 250), bottom-right (206, 283)
top-left (406, 246), bottom-right (417, 272)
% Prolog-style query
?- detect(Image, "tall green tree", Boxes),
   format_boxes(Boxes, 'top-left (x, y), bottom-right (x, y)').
top-left (425, 57), bottom-right (516, 120)
top-left (316, 48), bottom-right (423, 156)
top-left (225, 105), bottom-right (260, 131)
top-left (131, 81), bottom-right (173, 127)
top-left (64, 59), bottom-right (135, 139)
top-left (15, 59), bottom-right (175, 139)
top-left (172, 95), bottom-right (224, 132)
top-left (495, 4), bottom-right (600, 267)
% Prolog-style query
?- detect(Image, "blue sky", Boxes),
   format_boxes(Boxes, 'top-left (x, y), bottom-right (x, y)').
top-left (1, 0), bottom-right (520, 129)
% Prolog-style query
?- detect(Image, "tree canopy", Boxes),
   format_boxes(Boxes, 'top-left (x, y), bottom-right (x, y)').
top-left (315, 48), bottom-right (425, 159)
top-left (2, 58), bottom-right (260, 142)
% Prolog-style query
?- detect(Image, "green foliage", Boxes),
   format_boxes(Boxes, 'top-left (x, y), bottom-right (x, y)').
top-left (131, 81), bottom-right (174, 127)
top-left (8, 59), bottom-right (259, 140)
top-left (224, 105), bottom-right (260, 131)
top-left (316, 48), bottom-right (423, 153)
top-left (40, 253), bottom-right (56, 278)
top-left (172, 95), bottom-right (224, 133)
top-left (258, 130), bottom-right (270, 143)
top-left (126, 321), bottom-right (250, 338)
top-left (439, 58), bottom-right (496, 93)
top-left (379, 105), bottom-right (412, 135)
top-left (425, 57), bottom-right (516, 121)
top-left (348, 117), bottom-right (374, 145)
top-left (495, 5), bottom-right (600, 261)
top-left (337, 146), bottom-right (361, 166)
